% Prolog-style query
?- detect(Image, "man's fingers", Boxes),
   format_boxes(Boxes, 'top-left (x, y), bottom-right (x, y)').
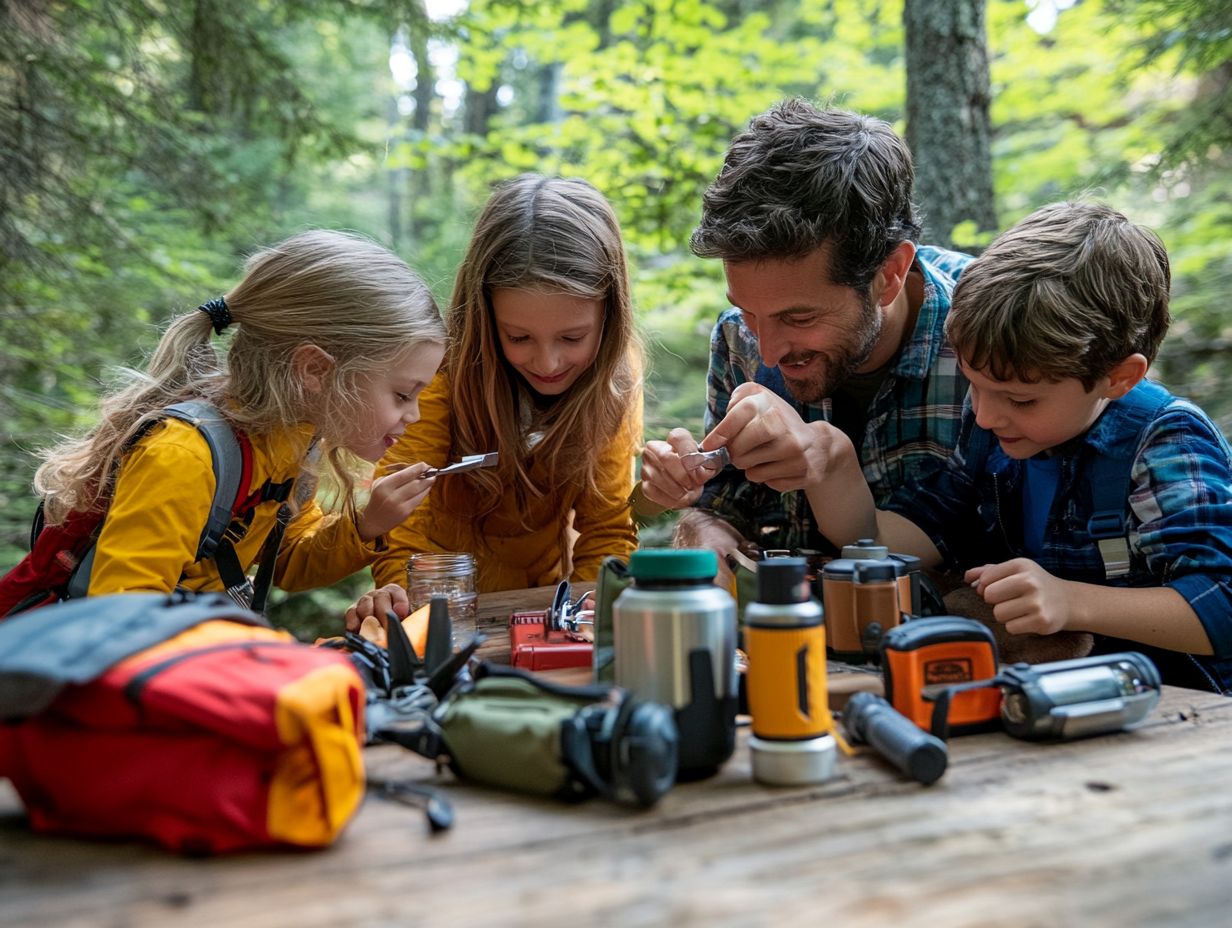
top-left (702, 395), bottom-right (762, 450)
top-left (970, 560), bottom-right (1018, 596)
top-left (992, 597), bottom-right (1032, 625)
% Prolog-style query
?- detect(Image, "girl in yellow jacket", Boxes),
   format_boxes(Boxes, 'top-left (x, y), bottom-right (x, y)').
top-left (27, 230), bottom-right (446, 604)
top-left (350, 174), bottom-right (643, 627)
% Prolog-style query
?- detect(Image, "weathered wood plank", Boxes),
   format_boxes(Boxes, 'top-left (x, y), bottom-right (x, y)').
top-left (1, 588), bottom-right (1228, 928)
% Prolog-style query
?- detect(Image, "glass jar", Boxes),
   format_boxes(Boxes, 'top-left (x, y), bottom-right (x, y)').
top-left (406, 552), bottom-right (478, 638)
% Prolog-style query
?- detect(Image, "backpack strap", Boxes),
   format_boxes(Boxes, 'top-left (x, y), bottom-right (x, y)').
top-left (43, 403), bottom-right (309, 613)
top-left (62, 401), bottom-right (253, 603)
top-left (63, 402), bottom-right (269, 607)
top-left (1087, 381), bottom-right (1174, 579)
top-left (162, 401), bottom-right (249, 560)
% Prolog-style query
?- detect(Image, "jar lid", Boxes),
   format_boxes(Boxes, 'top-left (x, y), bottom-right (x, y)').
top-left (627, 548), bottom-right (718, 581)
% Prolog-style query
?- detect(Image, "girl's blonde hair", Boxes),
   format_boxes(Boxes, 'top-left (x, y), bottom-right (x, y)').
top-left (443, 174), bottom-right (642, 526)
top-left (36, 229), bottom-right (444, 523)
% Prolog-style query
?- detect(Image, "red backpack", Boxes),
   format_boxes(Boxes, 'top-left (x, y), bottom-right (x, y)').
top-left (0, 592), bottom-right (366, 853)
top-left (0, 401), bottom-right (293, 616)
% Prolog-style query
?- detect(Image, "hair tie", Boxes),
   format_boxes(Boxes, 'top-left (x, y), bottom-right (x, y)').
top-left (198, 297), bottom-right (232, 335)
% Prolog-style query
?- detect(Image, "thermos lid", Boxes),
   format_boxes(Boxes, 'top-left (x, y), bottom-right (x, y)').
top-left (755, 557), bottom-right (810, 604)
top-left (840, 538), bottom-right (889, 560)
top-left (854, 561), bottom-right (899, 582)
top-left (823, 556), bottom-right (907, 580)
top-left (627, 548), bottom-right (718, 581)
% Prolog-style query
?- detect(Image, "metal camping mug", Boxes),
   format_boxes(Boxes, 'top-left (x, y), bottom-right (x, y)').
top-left (612, 549), bottom-right (738, 780)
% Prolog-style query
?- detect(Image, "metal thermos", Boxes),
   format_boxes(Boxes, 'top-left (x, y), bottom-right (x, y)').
top-left (821, 539), bottom-right (915, 660)
top-left (745, 557), bottom-right (836, 785)
top-left (613, 549), bottom-right (738, 779)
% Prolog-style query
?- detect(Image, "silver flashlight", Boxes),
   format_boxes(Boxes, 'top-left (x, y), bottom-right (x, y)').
top-left (997, 652), bottom-right (1162, 740)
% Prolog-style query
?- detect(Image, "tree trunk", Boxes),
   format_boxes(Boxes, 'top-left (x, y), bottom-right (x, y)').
top-left (904, 0), bottom-right (996, 250)
top-left (386, 94), bottom-right (405, 249)
top-left (405, 6), bottom-right (436, 248)
top-left (463, 81), bottom-right (501, 137)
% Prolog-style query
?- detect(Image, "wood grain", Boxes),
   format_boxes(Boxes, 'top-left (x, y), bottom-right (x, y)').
top-left (1, 587), bottom-right (1228, 928)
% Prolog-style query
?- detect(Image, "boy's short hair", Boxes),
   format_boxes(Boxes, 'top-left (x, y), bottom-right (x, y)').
top-left (946, 201), bottom-right (1171, 390)
top-left (690, 98), bottom-right (922, 294)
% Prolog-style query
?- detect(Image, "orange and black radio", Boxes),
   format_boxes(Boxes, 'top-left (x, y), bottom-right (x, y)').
top-left (880, 617), bottom-right (1003, 737)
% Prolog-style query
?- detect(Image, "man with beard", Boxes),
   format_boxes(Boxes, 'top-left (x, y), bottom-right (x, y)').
top-left (641, 99), bottom-right (974, 577)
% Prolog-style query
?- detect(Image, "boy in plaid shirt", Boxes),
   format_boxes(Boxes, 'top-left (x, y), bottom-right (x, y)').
top-left (812, 202), bottom-right (1232, 692)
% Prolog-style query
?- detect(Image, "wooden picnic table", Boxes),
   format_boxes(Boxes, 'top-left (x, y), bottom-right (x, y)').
top-left (1, 586), bottom-right (1230, 927)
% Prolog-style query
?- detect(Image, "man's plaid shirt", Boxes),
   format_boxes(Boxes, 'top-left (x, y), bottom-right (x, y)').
top-left (696, 246), bottom-right (973, 552)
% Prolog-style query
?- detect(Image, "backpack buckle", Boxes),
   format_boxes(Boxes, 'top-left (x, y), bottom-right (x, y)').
top-left (1087, 512), bottom-right (1130, 579)
top-left (224, 578), bottom-right (256, 609)
top-left (1096, 538), bottom-right (1132, 579)
top-left (1086, 512), bottom-right (1125, 539)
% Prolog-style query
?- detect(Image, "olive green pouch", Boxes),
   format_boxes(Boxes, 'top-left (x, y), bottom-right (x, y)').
top-left (730, 554), bottom-right (759, 621)
top-left (592, 555), bottom-right (631, 684)
top-left (435, 663), bottom-right (677, 806)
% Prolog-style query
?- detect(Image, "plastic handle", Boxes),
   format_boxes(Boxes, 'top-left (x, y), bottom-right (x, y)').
top-left (843, 692), bottom-right (948, 786)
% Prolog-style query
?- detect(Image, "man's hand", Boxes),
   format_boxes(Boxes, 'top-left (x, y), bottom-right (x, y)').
top-left (356, 462), bottom-right (436, 541)
top-left (705, 382), bottom-right (851, 493)
top-left (965, 559), bottom-right (1074, 636)
top-left (641, 428), bottom-right (709, 509)
top-left (344, 583), bottom-right (410, 632)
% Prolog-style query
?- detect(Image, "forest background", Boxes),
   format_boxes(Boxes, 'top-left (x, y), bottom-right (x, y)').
top-left (2, 0), bottom-right (1229, 634)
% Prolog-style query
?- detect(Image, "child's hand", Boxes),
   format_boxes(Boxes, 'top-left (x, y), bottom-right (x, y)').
top-left (345, 583), bottom-right (409, 633)
top-left (641, 428), bottom-right (709, 509)
top-left (357, 462), bottom-right (436, 542)
top-left (965, 559), bottom-right (1074, 636)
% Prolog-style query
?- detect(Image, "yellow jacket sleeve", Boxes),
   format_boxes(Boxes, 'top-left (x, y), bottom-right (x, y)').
top-left (371, 372), bottom-right (454, 588)
top-left (273, 503), bottom-right (379, 591)
top-left (570, 389), bottom-right (641, 583)
top-left (89, 419), bottom-right (380, 596)
top-left (89, 421), bottom-right (212, 594)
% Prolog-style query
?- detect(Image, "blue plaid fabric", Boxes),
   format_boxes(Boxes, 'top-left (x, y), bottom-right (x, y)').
top-left (884, 381), bottom-right (1232, 692)
top-left (697, 246), bottom-right (973, 552)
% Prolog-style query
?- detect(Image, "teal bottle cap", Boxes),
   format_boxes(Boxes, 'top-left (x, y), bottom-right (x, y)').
top-left (627, 548), bottom-right (718, 580)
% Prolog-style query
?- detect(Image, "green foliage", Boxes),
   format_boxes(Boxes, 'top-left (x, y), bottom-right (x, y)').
top-left (2, 0), bottom-right (1230, 629)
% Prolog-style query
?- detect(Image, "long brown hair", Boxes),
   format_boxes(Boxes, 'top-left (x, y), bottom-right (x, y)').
top-left (35, 230), bottom-right (443, 524)
top-left (442, 174), bottom-right (641, 525)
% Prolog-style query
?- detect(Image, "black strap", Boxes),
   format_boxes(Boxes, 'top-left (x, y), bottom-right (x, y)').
top-left (213, 538), bottom-right (255, 610)
top-left (248, 503), bottom-right (291, 614)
